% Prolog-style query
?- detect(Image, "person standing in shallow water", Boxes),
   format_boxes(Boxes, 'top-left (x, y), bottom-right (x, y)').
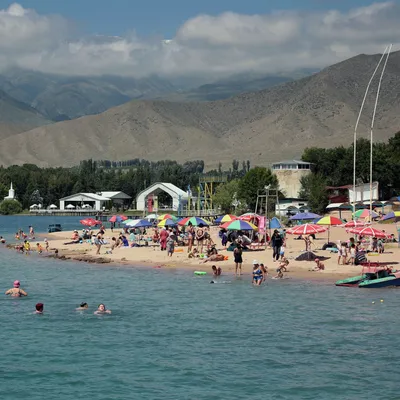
top-left (5, 280), bottom-right (28, 297)
top-left (233, 243), bottom-right (243, 277)
top-left (271, 230), bottom-right (283, 262)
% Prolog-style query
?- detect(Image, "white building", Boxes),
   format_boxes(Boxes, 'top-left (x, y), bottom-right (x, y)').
top-left (136, 182), bottom-right (189, 212)
top-left (59, 191), bottom-right (131, 211)
top-left (272, 160), bottom-right (312, 199)
top-left (4, 182), bottom-right (16, 201)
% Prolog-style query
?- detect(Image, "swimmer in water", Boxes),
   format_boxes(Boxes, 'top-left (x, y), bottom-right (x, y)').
top-left (0, 236), bottom-right (5, 244)
top-left (35, 303), bottom-right (44, 314)
top-left (94, 303), bottom-right (111, 315)
top-left (5, 280), bottom-right (28, 297)
top-left (76, 302), bottom-right (89, 311)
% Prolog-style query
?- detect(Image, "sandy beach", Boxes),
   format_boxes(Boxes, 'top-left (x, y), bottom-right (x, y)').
top-left (18, 218), bottom-right (398, 283)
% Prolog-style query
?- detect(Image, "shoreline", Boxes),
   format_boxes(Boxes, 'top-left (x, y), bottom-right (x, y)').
top-left (10, 227), bottom-right (396, 283)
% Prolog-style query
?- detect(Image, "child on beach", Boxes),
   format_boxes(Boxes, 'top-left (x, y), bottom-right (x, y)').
top-left (280, 245), bottom-right (285, 259)
top-left (338, 242), bottom-right (347, 265)
top-left (313, 258), bottom-right (325, 271)
top-left (36, 243), bottom-right (43, 254)
top-left (212, 265), bottom-right (222, 277)
top-left (44, 238), bottom-right (49, 252)
top-left (349, 244), bottom-right (356, 265)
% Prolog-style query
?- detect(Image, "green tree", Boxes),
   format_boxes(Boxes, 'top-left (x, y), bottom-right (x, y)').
top-left (213, 179), bottom-right (240, 214)
top-left (298, 173), bottom-right (329, 214)
top-left (238, 167), bottom-right (278, 210)
top-left (0, 200), bottom-right (23, 215)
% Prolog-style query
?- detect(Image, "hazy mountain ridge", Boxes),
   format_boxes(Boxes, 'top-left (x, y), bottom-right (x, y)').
top-left (0, 51), bottom-right (398, 168)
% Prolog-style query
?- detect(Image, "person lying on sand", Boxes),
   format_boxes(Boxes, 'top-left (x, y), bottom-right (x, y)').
top-left (201, 254), bottom-right (225, 263)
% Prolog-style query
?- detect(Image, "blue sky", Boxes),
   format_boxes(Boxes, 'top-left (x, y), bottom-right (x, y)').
top-left (0, 0), bottom-right (394, 37)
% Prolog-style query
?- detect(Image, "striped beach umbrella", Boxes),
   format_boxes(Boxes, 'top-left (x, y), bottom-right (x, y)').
top-left (286, 224), bottom-right (327, 235)
top-left (341, 220), bottom-right (369, 228)
top-left (157, 218), bottom-right (177, 227)
top-left (353, 209), bottom-right (379, 219)
top-left (316, 216), bottom-right (343, 226)
top-left (239, 213), bottom-right (260, 221)
top-left (109, 215), bottom-right (128, 223)
top-left (215, 214), bottom-right (237, 224)
top-left (221, 220), bottom-right (257, 231)
top-left (348, 226), bottom-right (388, 238)
top-left (316, 216), bottom-right (342, 242)
top-left (157, 214), bottom-right (178, 221)
top-left (178, 216), bottom-right (210, 226)
top-left (380, 211), bottom-right (400, 222)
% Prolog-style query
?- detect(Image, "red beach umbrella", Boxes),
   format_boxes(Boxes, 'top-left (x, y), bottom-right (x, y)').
top-left (286, 224), bottom-right (327, 235)
top-left (80, 218), bottom-right (102, 227)
top-left (341, 220), bottom-right (370, 228)
top-left (348, 226), bottom-right (388, 238)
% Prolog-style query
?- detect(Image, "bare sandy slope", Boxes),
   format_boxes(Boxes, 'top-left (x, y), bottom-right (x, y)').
top-left (24, 221), bottom-right (399, 283)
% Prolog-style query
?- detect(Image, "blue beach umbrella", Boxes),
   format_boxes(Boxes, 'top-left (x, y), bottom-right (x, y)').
top-left (289, 212), bottom-right (321, 221)
top-left (269, 217), bottom-right (282, 229)
top-left (131, 219), bottom-right (153, 228)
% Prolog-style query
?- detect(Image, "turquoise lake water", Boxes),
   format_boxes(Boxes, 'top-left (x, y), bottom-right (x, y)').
top-left (0, 216), bottom-right (399, 399)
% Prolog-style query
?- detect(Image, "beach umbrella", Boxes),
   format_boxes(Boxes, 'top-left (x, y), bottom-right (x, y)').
top-left (316, 216), bottom-right (343, 226)
top-left (157, 214), bottom-right (178, 221)
top-left (29, 204), bottom-right (38, 209)
top-left (80, 218), bottom-right (102, 227)
top-left (123, 219), bottom-right (140, 227)
top-left (49, 204), bottom-right (57, 209)
top-left (178, 216), bottom-right (210, 226)
top-left (109, 215), bottom-right (128, 223)
top-left (316, 216), bottom-right (342, 242)
top-left (130, 219), bottom-right (153, 228)
top-left (286, 224), bottom-right (327, 235)
top-left (348, 226), bottom-right (388, 238)
top-left (353, 209), bottom-right (379, 219)
top-left (289, 212), bottom-right (321, 221)
top-left (341, 220), bottom-right (369, 228)
top-left (239, 213), bottom-right (260, 221)
top-left (215, 214), bottom-right (237, 224)
top-left (221, 220), bottom-right (257, 231)
top-left (66, 204), bottom-right (75, 209)
top-left (157, 218), bottom-right (177, 227)
top-left (380, 211), bottom-right (400, 222)
top-left (145, 213), bottom-right (159, 220)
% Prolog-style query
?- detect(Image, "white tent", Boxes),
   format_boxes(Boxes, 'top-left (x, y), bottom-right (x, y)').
top-left (49, 204), bottom-right (57, 209)
top-left (66, 204), bottom-right (75, 209)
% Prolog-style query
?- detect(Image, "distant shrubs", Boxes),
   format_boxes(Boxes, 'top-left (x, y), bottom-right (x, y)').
top-left (0, 200), bottom-right (23, 215)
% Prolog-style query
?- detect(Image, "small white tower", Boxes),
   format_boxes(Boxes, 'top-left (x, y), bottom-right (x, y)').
top-left (4, 182), bottom-right (16, 200)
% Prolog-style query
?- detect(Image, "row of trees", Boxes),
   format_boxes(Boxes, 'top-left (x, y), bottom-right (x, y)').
top-left (212, 132), bottom-right (400, 216)
top-left (0, 158), bottom-right (252, 211)
top-left (299, 132), bottom-right (400, 214)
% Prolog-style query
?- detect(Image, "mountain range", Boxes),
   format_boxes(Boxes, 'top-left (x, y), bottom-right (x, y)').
top-left (0, 51), bottom-right (398, 168)
top-left (0, 69), bottom-right (302, 122)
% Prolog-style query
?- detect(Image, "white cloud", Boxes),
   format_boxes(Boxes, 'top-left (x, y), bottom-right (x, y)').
top-left (0, 2), bottom-right (399, 78)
